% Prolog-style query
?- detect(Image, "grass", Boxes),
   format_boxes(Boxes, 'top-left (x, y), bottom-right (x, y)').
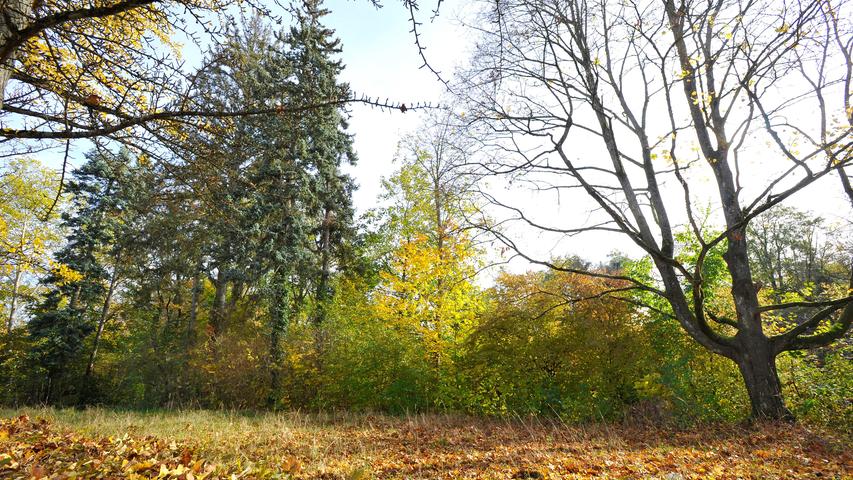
top-left (0, 407), bottom-right (850, 479)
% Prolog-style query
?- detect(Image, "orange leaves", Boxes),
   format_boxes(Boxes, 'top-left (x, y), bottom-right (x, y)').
top-left (0, 415), bottom-right (220, 479)
top-left (83, 94), bottom-right (102, 108)
top-left (281, 456), bottom-right (302, 475)
top-left (1, 412), bottom-right (850, 479)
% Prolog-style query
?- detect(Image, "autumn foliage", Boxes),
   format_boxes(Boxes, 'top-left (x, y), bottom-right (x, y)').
top-left (0, 410), bottom-right (850, 479)
top-left (0, 5), bottom-right (851, 477)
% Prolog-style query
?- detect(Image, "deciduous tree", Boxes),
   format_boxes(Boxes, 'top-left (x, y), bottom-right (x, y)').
top-left (460, 0), bottom-right (853, 420)
top-left (0, 157), bottom-right (62, 332)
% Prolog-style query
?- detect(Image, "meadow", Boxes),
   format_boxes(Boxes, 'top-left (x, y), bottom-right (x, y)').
top-left (3, 0), bottom-right (853, 478)
top-left (0, 408), bottom-right (850, 479)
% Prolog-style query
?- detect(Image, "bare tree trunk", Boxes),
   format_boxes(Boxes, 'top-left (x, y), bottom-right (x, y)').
top-left (187, 265), bottom-right (201, 347)
top-left (7, 218), bottom-right (28, 333)
top-left (841, 167), bottom-right (853, 207)
top-left (85, 260), bottom-right (121, 378)
top-left (464, 0), bottom-right (851, 425)
top-left (314, 207), bottom-right (333, 327)
top-left (434, 184), bottom-right (444, 252)
top-left (210, 268), bottom-right (227, 335)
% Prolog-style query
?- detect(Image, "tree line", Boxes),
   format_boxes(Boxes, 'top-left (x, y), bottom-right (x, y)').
top-left (0, 0), bottom-right (851, 426)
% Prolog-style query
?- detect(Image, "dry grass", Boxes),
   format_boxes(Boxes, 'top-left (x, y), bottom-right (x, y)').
top-left (1, 407), bottom-right (850, 479)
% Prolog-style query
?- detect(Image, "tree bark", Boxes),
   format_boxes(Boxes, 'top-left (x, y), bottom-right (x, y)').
top-left (314, 207), bottom-right (332, 327)
top-left (0, 0), bottom-right (32, 108)
top-left (227, 279), bottom-right (243, 316)
top-left (210, 267), bottom-right (227, 335)
top-left (7, 218), bottom-right (29, 332)
top-left (187, 265), bottom-right (201, 347)
top-left (735, 336), bottom-right (793, 421)
top-left (840, 166), bottom-right (853, 208)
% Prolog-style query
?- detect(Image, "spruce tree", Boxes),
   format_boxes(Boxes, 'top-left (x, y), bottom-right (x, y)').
top-left (27, 150), bottom-right (133, 402)
top-left (259, 0), bottom-right (357, 401)
top-left (282, 0), bottom-right (357, 327)
top-left (183, 5), bottom-right (356, 405)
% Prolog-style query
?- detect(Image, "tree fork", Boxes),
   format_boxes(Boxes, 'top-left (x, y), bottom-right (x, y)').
top-left (734, 334), bottom-right (794, 422)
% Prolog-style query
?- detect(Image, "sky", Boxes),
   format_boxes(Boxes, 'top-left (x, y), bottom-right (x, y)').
top-left (320, 0), bottom-right (649, 266)
top-left (41, 0), bottom-right (463, 213)
top-left (29, 0), bottom-right (853, 272)
top-left (321, 0), bottom-right (467, 210)
top-left (318, 0), bottom-right (853, 268)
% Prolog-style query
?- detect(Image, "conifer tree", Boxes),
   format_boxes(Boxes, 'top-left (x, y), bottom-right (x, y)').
top-left (27, 150), bottom-right (135, 402)
top-left (262, 0), bottom-right (356, 400)
top-left (183, 6), bottom-right (356, 404)
top-left (284, 0), bottom-right (357, 327)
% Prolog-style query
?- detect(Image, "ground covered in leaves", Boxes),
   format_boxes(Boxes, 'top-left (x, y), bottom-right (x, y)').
top-left (0, 409), bottom-right (849, 479)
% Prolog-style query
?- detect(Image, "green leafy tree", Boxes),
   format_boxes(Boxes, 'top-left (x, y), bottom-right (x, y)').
top-left (364, 121), bottom-right (483, 407)
top-left (748, 206), bottom-right (850, 311)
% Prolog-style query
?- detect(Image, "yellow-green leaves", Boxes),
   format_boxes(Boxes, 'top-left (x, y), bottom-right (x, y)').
top-left (374, 159), bottom-right (483, 368)
top-left (0, 157), bottom-right (63, 295)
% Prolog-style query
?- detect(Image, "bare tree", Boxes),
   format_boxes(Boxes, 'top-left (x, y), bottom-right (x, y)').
top-left (458, 0), bottom-right (852, 420)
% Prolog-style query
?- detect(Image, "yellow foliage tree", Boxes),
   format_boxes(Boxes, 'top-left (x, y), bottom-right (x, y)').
top-left (0, 157), bottom-right (63, 331)
top-left (375, 230), bottom-right (482, 364)
top-left (373, 137), bottom-right (483, 374)
top-left (0, 0), bottom-right (235, 145)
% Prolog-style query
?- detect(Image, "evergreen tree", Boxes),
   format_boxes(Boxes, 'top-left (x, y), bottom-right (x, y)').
top-left (261, 0), bottom-right (357, 401)
top-left (27, 150), bottom-right (135, 402)
top-left (284, 0), bottom-right (357, 327)
top-left (182, 5), bottom-right (357, 405)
